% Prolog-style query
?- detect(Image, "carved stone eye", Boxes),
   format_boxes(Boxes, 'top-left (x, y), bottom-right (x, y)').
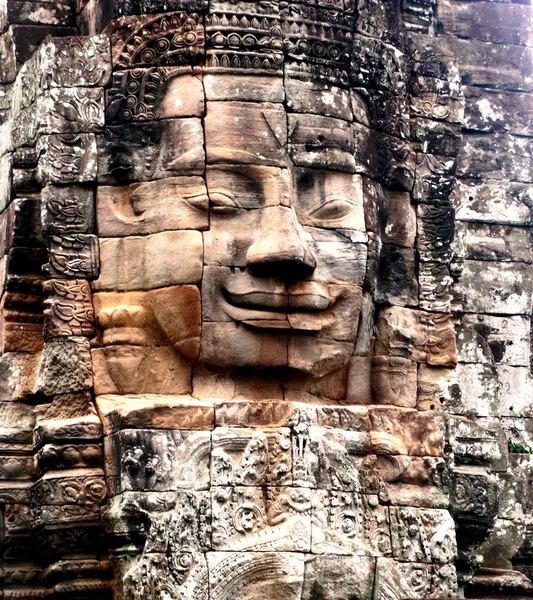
top-left (209, 191), bottom-right (240, 215)
top-left (308, 197), bottom-right (357, 222)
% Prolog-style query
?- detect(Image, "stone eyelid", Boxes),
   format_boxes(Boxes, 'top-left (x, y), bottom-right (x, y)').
top-left (307, 195), bottom-right (358, 221)
top-left (208, 189), bottom-right (241, 213)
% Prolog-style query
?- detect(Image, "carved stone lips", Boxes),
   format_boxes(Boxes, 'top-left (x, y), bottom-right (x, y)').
top-left (224, 279), bottom-right (331, 311)
top-left (222, 280), bottom-right (336, 331)
top-left (224, 289), bottom-right (330, 312)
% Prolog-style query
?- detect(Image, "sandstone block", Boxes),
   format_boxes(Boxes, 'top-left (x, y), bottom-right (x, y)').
top-left (288, 337), bottom-right (354, 378)
top-left (498, 365), bottom-right (533, 417)
top-left (417, 203), bottom-right (454, 263)
top-left (96, 395), bottom-right (214, 435)
top-left (0, 402), bottom-right (34, 445)
top-left (305, 226), bottom-right (368, 286)
top-left (106, 70), bottom-right (204, 122)
top-left (93, 231), bottom-right (203, 291)
top-left (0, 352), bottom-right (37, 401)
top-left (457, 133), bottom-right (533, 183)
top-left (107, 489), bottom-right (210, 550)
top-left (419, 261), bottom-right (453, 313)
top-left (43, 279), bottom-right (95, 340)
top-left (413, 153), bottom-right (456, 204)
top-left (41, 185), bottom-right (95, 235)
top-left (311, 489), bottom-right (391, 555)
top-left (450, 465), bottom-right (499, 523)
top-left (369, 407), bottom-right (445, 457)
top-left (199, 321), bottom-right (288, 370)
top-left (315, 405), bottom-right (370, 431)
top-left (34, 412), bottom-right (103, 446)
top-left (346, 355), bottom-right (372, 404)
top-left (386, 482), bottom-right (448, 509)
top-left (302, 555), bottom-right (375, 600)
top-left (375, 306), bottom-right (424, 361)
top-left (104, 429), bottom-right (210, 493)
top-left (215, 400), bottom-right (305, 428)
top-left (31, 469), bottom-right (106, 505)
top-left (464, 87), bottom-right (533, 136)
top-left (411, 118), bottom-right (462, 157)
top-left (0, 294), bottom-right (44, 353)
top-left (93, 285), bottom-right (201, 356)
top-left (207, 164), bottom-right (291, 209)
top-left (36, 337), bottom-right (93, 396)
top-left (205, 101), bottom-right (287, 166)
top-left (207, 552), bottom-right (304, 600)
top-left (454, 179), bottom-right (533, 226)
top-left (204, 73), bottom-right (284, 102)
top-left (410, 33), bottom-right (533, 92)
top-left (121, 551), bottom-right (208, 600)
top-left (7, 1), bottom-right (75, 26)
top-left (438, 0), bottom-right (532, 46)
top-left (36, 442), bottom-right (102, 471)
top-left (202, 208), bottom-right (260, 268)
top-left (0, 153), bottom-right (12, 212)
top-left (97, 119), bottom-right (205, 184)
top-left (286, 78), bottom-right (353, 121)
top-left (292, 426), bottom-right (372, 490)
top-left (390, 506), bottom-right (457, 563)
top-left (374, 558), bottom-right (458, 599)
top-left (289, 113), bottom-right (355, 173)
top-left (37, 133), bottom-right (97, 184)
top-left (449, 363), bottom-right (500, 417)
top-left (456, 221), bottom-right (533, 263)
top-left (378, 190), bottom-right (416, 248)
top-left (211, 427), bottom-right (292, 487)
top-left (39, 87), bottom-right (105, 134)
top-left (417, 365), bottom-right (458, 412)
top-left (0, 28), bottom-right (15, 84)
top-left (212, 485), bottom-right (311, 551)
top-left (448, 415), bottom-right (501, 466)
top-left (109, 12), bottom-right (205, 68)
top-left (292, 168), bottom-right (365, 231)
top-left (375, 307), bottom-right (457, 367)
top-left (97, 176), bottom-right (208, 237)
top-left (371, 356), bottom-right (417, 408)
top-left (409, 75), bottom-right (464, 124)
top-left (458, 314), bottom-right (530, 367)
top-left (454, 260), bottom-right (533, 315)
top-left (91, 345), bottom-right (192, 396)
top-left (38, 35), bottom-right (111, 89)
top-left (376, 245), bottom-right (418, 306)
top-left (46, 234), bottom-right (99, 280)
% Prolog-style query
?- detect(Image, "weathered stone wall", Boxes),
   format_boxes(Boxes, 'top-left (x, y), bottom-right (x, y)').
top-left (0, 1), bottom-right (531, 599)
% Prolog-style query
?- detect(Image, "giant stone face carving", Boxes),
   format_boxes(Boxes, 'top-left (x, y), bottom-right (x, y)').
top-left (92, 71), bottom-right (373, 395)
top-left (86, 44), bottom-right (457, 598)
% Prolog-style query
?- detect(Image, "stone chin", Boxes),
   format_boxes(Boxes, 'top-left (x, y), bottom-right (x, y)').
top-left (198, 324), bottom-right (356, 378)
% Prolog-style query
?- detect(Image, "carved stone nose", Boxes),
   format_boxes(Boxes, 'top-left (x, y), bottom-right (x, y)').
top-left (246, 206), bottom-right (316, 278)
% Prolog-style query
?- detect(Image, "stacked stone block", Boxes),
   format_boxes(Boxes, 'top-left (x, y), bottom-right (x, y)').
top-left (434, 0), bottom-right (533, 592)
top-left (0, 32), bottom-right (113, 599)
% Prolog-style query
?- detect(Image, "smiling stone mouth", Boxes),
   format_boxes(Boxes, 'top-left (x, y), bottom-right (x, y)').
top-left (221, 285), bottom-right (336, 332)
top-left (223, 290), bottom-right (332, 313)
